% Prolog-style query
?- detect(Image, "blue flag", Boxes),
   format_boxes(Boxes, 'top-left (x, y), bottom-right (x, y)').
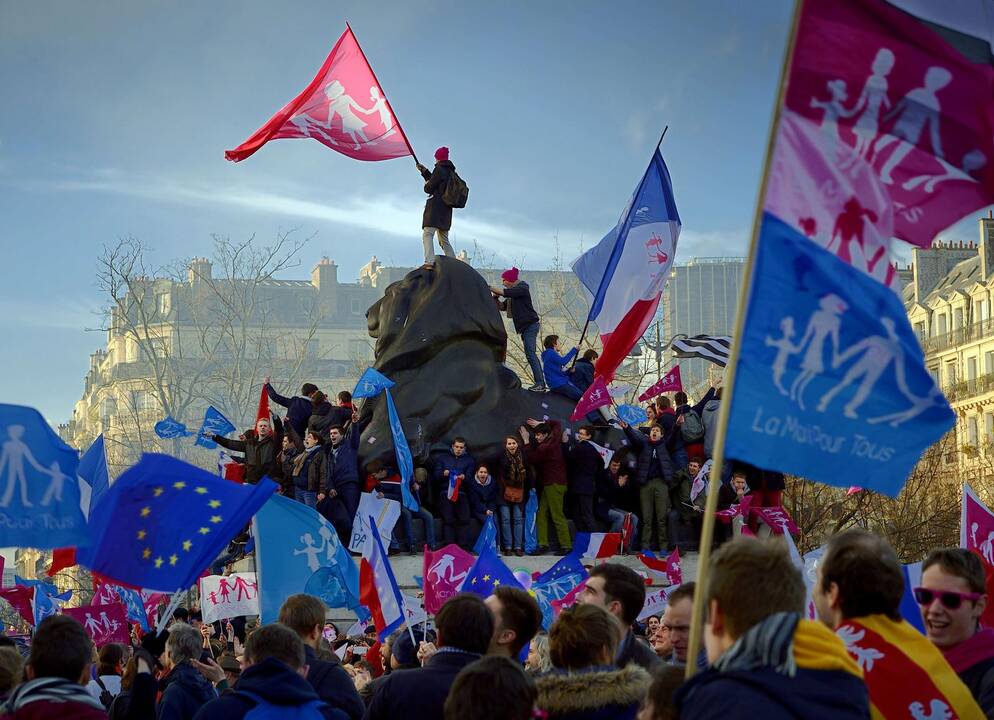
top-left (524, 489), bottom-right (539, 554)
top-left (0, 404), bottom-right (89, 549)
top-left (616, 404), bottom-right (648, 426)
top-left (79, 434), bottom-right (109, 515)
top-left (725, 215), bottom-right (954, 497)
top-left (532, 566), bottom-right (588, 631)
top-left (460, 547), bottom-right (523, 599)
top-left (534, 552), bottom-right (586, 586)
top-left (154, 417), bottom-right (193, 439)
top-left (16, 577), bottom-right (71, 626)
top-left (253, 493), bottom-right (365, 623)
top-left (76, 453), bottom-right (275, 591)
top-left (113, 585), bottom-right (151, 632)
top-left (473, 515), bottom-right (499, 556)
top-left (899, 561), bottom-right (926, 634)
top-left (195, 407), bottom-right (236, 449)
top-left (353, 368), bottom-right (418, 512)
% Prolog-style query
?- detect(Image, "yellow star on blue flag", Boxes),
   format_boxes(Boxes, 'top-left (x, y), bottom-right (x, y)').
top-left (461, 547), bottom-right (522, 599)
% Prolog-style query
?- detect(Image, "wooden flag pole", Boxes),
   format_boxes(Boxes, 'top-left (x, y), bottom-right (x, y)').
top-left (683, 0), bottom-right (803, 679)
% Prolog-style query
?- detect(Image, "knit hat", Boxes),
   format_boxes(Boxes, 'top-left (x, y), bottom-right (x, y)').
top-left (501, 267), bottom-right (519, 283)
top-left (390, 629), bottom-right (427, 667)
top-left (434, 146), bottom-right (449, 162)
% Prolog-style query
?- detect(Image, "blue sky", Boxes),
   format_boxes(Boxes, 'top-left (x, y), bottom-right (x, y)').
top-left (2, 0), bottom-right (979, 424)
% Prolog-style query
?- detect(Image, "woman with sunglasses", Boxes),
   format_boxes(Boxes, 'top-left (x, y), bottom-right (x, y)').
top-left (918, 548), bottom-right (994, 718)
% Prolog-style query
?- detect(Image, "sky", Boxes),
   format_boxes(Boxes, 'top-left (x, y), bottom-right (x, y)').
top-left (0, 0), bottom-right (984, 424)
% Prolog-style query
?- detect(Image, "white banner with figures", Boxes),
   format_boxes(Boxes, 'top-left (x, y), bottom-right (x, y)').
top-left (201, 572), bottom-right (259, 624)
top-left (402, 593), bottom-right (428, 627)
top-left (349, 492), bottom-right (401, 553)
top-left (638, 586), bottom-right (673, 621)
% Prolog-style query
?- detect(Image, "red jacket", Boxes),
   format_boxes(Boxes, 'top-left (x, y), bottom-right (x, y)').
top-left (525, 421), bottom-right (568, 487)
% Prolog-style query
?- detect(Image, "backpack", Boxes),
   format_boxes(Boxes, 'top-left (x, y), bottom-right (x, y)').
top-left (239, 689), bottom-right (327, 720)
top-left (442, 169), bottom-right (469, 208)
top-left (681, 411), bottom-right (705, 443)
top-left (93, 676), bottom-right (114, 710)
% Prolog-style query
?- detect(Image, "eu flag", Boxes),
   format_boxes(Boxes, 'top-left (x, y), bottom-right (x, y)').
top-left (460, 548), bottom-right (522, 598)
top-left (77, 454), bottom-right (275, 591)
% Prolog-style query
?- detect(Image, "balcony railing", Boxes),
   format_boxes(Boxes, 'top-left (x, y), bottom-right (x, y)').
top-left (922, 317), bottom-right (994, 354)
top-left (945, 373), bottom-right (994, 402)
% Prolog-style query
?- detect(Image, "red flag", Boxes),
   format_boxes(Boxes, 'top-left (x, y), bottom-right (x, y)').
top-left (256, 384), bottom-right (270, 425)
top-left (64, 603), bottom-right (130, 647)
top-left (638, 366), bottom-right (682, 402)
top-left (47, 547), bottom-right (76, 577)
top-left (226, 26), bottom-right (413, 163)
top-left (0, 587), bottom-right (34, 626)
top-left (570, 376), bottom-right (612, 421)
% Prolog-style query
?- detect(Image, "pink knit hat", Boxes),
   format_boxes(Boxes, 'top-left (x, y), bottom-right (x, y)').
top-left (501, 267), bottom-right (519, 283)
top-left (434, 146), bottom-right (449, 162)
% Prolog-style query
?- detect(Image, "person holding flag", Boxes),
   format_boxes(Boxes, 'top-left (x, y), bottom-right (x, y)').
top-left (417, 147), bottom-right (458, 268)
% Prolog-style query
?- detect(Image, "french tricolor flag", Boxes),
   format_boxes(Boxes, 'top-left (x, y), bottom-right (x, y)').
top-left (638, 548), bottom-right (682, 586)
top-left (447, 473), bottom-right (462, 502)
top-left (359, 515), bottom-right (405, 642)
top-left (573, 532), bottom-right (622, 561)
top-left (572, 148), bottom-right (680, 382)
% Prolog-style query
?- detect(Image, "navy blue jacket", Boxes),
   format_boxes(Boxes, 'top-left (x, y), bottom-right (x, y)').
top-left (467, 476), bottom-right (499, 521)
top-left (675, 664), bottom-right (870, 720)
top-left (157, 661), bottom-right (217, 720)
top-left (570, 359), bottom-right (595, 392)
top-left (303, 645), bottom-right (364, 720)
top-left (433, 452), bottom-right (476, 497)
top-left (266, 384), bottom-right (317, 438)
top-left (363, 649), bottom-right (482, 720)
top-left (567, 440), bottom-right (602, 496)
top-left (191, 657), bottom-right (348, 720)
top-left (325, 419), bottom-right (366, 491)
top-left (624, 427), bottom-right (674, 486)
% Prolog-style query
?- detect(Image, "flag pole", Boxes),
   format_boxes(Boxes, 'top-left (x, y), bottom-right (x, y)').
top-left (345, 22), bottom-right (420, 166)
top-left (683, 0), bottom-right (802, 680)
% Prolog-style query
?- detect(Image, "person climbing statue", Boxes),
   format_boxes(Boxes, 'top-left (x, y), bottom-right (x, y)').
top-left (417, 146), bottom-right (457, 268)
top-left (491, 267), bottom-right (545, 391)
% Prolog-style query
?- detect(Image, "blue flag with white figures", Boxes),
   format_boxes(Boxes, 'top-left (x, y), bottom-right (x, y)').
top-left (460, 547), bottom-right (523, 599)
top-left (532, 553), bottom-right (588, 630)
top-left (154, 417), bottom-right (193, 440)
top-left (114, 585), bottom-right (151, 632)
top-left (725, 215), bottom-right (954, 497)
top-left (79, 434), bottom-right (109, 516)
top-left (616, 404), bottom-right (648, 426)
top-left (253, 493), bottom-right (366, 623)
top-left (76, 454), bottom-right (276, 591)
top-left (472, 514), bottom-right (499, 556)
top-left (195, 407), bottom-right (236, 449)
top-left (353, 368), bottom-right (418, 512)
top-left (16, 577), bottom-right (71, 626)
top-left (0, 404), bottom-right (88, 549)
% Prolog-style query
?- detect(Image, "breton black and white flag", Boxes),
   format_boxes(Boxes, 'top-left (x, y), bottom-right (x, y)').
top-left (669, 335), bottom-right (731, 367)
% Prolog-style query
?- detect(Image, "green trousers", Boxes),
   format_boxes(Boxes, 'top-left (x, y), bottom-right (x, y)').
top-left (640, 477), bottom-right (670, 548)
top-left (536, 484), bottom-right (571, 549)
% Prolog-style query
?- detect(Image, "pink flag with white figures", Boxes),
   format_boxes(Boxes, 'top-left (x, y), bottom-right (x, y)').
top-left (226, 26), bottom-right (413, 163)
top-left (64, 603), bottom-right (130, 647)
top-left (422, 544), bottom-right (475, 615)
top-left (571, 376), bottom-right (612, 421)
top-left (92, 580), bottom-right (120, 607)
top-left (0, 587), bottom-right (34, 627)
top-left (689, 459), bottom-right (712, 501)
top-left (639, 366), bottom-right (683, 402)
top-left (766, 0), bottom-right (994, 276)
top-left (961, 484), bottom-right (994, 628)
top-left (751, 506), bottom-right (799, 536)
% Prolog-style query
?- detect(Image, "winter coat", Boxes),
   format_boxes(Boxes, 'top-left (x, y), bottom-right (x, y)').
top-left (191, 657), bottom-right (348, 720)
top-left (535, 665), bottom-right (651, 720)
top-left (542, 347), bottom-right (579, 389)
top-left (656, 407), bottom-right (685, 456)
top-left (433, 452), bottom-right (476, 496)
top-left (525, 422), bottom-right (568, 487)
top-left (323, 416), bottom-right (367, 492)
top-left (109, 672), bottom-right (157, 720)
top-left (291, 445), bottom-right (326, 492)
top-left (702, 397), bottom-right (721, 459)
top-left (961, 655), bottom-right (994, 718)
top-left (569, 359), bottom-right (595, 392)
top-left (624, 427), bottom-right (674, 486)
top-left (497, 450), bottom-right (531, 504)
top-left (364, 648), bottom-right (482, 720)
top-left (467, 476), bottom-right (499, 521)
top-left (499, 281), bottom-right (540, 333)
top-left (213, 417), bottom-right (284, 486)
top-left (157, 661), bottom-right (218, 720)
top-left (421, 160), bottom-right (455, 231)
top-left (310, 405), bottom-right (354, 437)
top-left (3, 678), bottom-right (109, 720)
top-left (567, 441), bottom-right (602, 496)
top-left (593, 467), bottom-right (627, 524)
top-left (266, 384), bottom-right (318, 438)
top-left (616, 630), bottom-right (663, 674)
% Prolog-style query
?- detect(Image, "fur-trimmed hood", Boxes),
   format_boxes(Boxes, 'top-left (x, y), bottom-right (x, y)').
top-left (536, 665), bottom-right (651, 718)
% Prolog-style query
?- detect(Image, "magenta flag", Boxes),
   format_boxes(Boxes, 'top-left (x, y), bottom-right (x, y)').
top-left (0, 587), bottom-right (34, 627)
top-left (226, 26), bottom-right (413, 163)
top-left (64, 602), bottom-right (130, 646)
top-left (961, 484), bottom-right (994, 628)
top-left (423, 544), bottom-right (475, 615)
top-left (638, 366), bottom-right (683, 402)
top-left (570, 377), bottom-right (612, 421)
top-left (750, 506), bottom-right (799, 536)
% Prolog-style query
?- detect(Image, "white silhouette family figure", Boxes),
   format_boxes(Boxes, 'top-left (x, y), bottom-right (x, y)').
top-left (291, 79), bottom-right (396, 150)
top-left (83, 610), bottom-right (122, 639)
top-left (808, 47), bottom-right (985, 191)
top-left (765, 294), bottom-right (943, 426)
top-left (294, 524), bottom-right (344, 573)
top-left (0, 425), bottom-right (74, 509)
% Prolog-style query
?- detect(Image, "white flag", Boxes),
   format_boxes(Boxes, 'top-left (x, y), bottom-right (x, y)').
top-left (201, 572), bottom-right (259, 624)
top-left (349, 492), bottom-right (402, 553)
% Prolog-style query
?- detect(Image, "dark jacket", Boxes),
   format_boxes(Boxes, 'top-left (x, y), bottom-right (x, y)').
top-left (569, 358), bottom-right (596, 392)
top-left (326, 425), bottom-right (362, 491)
top-left (525, 422), bottom-right (568, 487)
top-left (535, 665), bottom-right (651, 720)
top-left (467, 475), bottom-right (499, 521)
top-left (157, 661), bottom-right (218, 720)
top-left (191, 657), bottom-right (348, 720)
top-left (433, 452), bottom-right (476, 498)
top-left (499, 281), bottom-right (540, 333)
top-left (593, 467), bottom-right (628, 524)
top-left (657, 407), bottom-right (685, 456)
top-left (670, 468), bottom-right (695, 522)
top-left (961, 655), bottom-right (994, 718)
top-left (616, 630), bottom-right (663, 674)
top-left (213, 418), bottom-right (284, 486)
top-left (420, 161), bottom-right (455, 231)
top-left (624, 427), bottom-right (674, 486)
top-left (291, 445), bottom-right (326, 492)
top-left (497, 449), bottom-right (531, 505)
top-left (310, 405), bottom-right (354, 438)
top-left (266, 384), bottom-right (318, 438)
top-left (567, 441), bottom-right (602, 496)
top-left (302, 645), bottom-right (364, 720)
top-left (110, 672), bottom-right (157, 720)
top-left (363, 648), bottom-right (482, 720)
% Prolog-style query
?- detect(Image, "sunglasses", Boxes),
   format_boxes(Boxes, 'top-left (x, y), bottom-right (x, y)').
top-left (913, 587), bottom-right (983, 610)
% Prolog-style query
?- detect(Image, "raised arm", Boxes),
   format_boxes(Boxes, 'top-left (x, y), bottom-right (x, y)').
top-left (213, 435), bottom-right (246, 452)
top-left (265, 383), bottom-right (292, 409)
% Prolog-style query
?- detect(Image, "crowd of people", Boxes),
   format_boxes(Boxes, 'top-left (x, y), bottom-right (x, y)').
top-left (4, 530), bottom-right (993, 718)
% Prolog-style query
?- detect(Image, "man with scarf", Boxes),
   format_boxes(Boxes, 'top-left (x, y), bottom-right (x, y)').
top-left (919, 548), bottom-right (994, 717)
top-left (814, 531), bottom-right (982, 719)
top-left (676, 537), bottom-right (869, 719)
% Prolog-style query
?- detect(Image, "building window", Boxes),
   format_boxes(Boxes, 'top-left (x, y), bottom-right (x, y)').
top-left (349, 339), bottom-right (370, 359)
top-left (986, 413), bottom-right (994, 443)
top-left (969, 416), bottom-right (980, 447)
top-left (947, 362), bottom-right (958, 386)
top-left (305, 339), bottom-right (320, 358)
top-left (350, 298), bottom-right (362, 315)
top-left (936, 314), bottom-right (947, 336)
top-left (969, 357), bottom-right (978, 382)
top-left (987, 352), bottom-right (994, 376)
top-left (157, 293), bottom-right (170, 316)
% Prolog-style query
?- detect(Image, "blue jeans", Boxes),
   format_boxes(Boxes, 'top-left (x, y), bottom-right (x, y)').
top-left (608, 508), bottom-right (638, 538)
top-left (671, 448), bottom-right (689, 471)
top-left (397, 506), bottom-right (436, 551)
top-left (294, 489), bottom-right (317, 508)
top-left (520, 323), bottom-right (544, 386)
top-left (499, 503), bottom-right (525, 550)
top-left (551, 383), bottom-right (583, 401)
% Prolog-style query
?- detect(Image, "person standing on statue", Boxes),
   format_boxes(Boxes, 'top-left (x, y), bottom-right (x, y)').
top-left (416, 146), bottom-right (457, 268)
top-left (491, 267), bottom-right (545, 392)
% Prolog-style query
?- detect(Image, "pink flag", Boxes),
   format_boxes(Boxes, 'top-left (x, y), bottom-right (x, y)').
top-left (226, 26), bottom-right (413, 163)
top-left (637, 548), bottom-right (682, 586)
top-left (750, 506), bottom-right (799, 536)
top-left (0, 587), bottom-right (34, 627)
top-left (92, 580), bottom-right (120, 607)
top-left (638, 366), bottom-right (683, 402)
top-left (570, 376), bottom-right (612, 421)
top-left (551, 578), bottom-right (587, 616)
top-left (64, 602), bottom-right (130, 646)
top-left (422, 543), bottom-right (475, 615)
top-left (961, 484), bottom-right (994, 628)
